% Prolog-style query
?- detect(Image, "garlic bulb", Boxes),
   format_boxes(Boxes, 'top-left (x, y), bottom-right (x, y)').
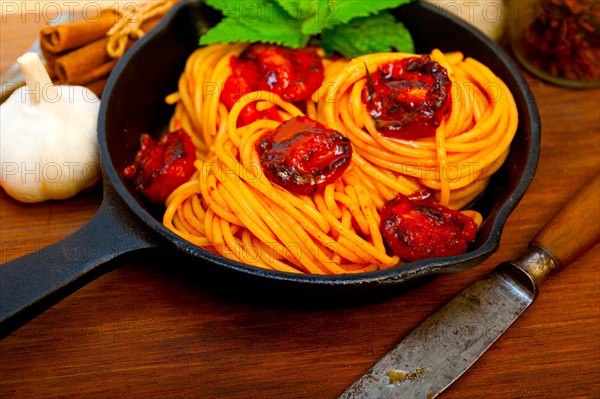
top-left (0, 53), bottom-right (101, 203)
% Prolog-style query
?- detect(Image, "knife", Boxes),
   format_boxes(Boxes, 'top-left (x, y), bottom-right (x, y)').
top-left (340, 172), bottom-right (600, 399)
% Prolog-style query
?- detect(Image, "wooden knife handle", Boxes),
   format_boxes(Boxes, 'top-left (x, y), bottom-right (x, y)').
top-left (531, 172), bottom-right (600, 268)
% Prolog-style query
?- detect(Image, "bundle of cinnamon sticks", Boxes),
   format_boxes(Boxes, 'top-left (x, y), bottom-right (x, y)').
top-left (40, 6), bottom-right (165, 97)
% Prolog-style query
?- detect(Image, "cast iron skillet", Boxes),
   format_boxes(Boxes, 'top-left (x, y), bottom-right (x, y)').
top-left (0, 0), bottom-right (540, 336)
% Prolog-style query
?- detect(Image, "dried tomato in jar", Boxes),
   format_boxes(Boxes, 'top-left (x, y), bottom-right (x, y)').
top-left (508, 0), bottom-right (600, 88)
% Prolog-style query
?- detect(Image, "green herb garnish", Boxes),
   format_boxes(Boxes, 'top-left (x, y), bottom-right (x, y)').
top-left (321, 11), bottom-right (414, 58)
top-left (200, 0), bottom-right (415, 56)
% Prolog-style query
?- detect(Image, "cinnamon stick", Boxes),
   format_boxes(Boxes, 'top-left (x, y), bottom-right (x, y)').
top-left (54, 37), bottom-right (115, 85)
top-left (40, 9), bottom-right (119, 53)
top-left (52, 16), bottom-right (161, 86)
top-left (40, 43), bottom-right (62, 79)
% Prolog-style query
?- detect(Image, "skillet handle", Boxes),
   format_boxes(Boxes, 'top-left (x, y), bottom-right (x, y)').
top-left (0, 191), bottom-right (158, 337)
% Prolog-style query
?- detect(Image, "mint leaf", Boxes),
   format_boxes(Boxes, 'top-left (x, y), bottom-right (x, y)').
top-left (329, 0), bottom-right (411, 23)
top-left (304, 0), bottom-right (412, 34)
top-left (200, 1), bottom-right (308, 48)
top-left (299, 0), bottom-right (333, 35)
top-left (270, 0), bottom-right (331, 35)
top-left (321, 11), bottom-right (415, 58)
top-left (200, 0), bottom-right (415, 50)
top-left (272, 0), bottom-right (324, 18)
top-left (200, 19), bottom-right (307, 48)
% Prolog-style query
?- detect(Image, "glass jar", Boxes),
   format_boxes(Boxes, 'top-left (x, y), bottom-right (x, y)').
top-left (508, 0), bottom-right (600, 88)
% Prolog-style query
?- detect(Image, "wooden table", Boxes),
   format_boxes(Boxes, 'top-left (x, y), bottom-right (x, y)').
top-left (1, 11), bottom-right (599, 399)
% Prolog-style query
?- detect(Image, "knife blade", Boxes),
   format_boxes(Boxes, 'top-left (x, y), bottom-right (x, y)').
top-left (340, 172), bottom-right (600, 399)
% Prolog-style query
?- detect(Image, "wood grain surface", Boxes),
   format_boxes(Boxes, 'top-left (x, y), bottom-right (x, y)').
top-left (1, 10), bottom-right (599, 399)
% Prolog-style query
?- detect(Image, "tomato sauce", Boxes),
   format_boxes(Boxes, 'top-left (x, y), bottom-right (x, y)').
top-left (123, 129), bottom-right (196, 204)
top-left (257, 116), bottom-right (352, 196)
top-left (363, 55), bottom-right (452, 140)
top-left (380, 189), bottom-right (477, 262)
top-left (221, 44), bottom-right (325, 127)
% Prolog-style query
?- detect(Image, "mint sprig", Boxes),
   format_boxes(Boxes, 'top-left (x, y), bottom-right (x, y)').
top-left (200, 0), bottom-right (307, 48)
top-left (200, 0), bottom-right (415, 56)
top-left (321, 11), bottom-right (414, 58)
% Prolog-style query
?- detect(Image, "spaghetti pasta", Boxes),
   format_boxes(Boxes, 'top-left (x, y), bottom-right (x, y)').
top-left (314, 49), bottom-right (518, 209)
top-left (157, 43), bottom-right (518, 274)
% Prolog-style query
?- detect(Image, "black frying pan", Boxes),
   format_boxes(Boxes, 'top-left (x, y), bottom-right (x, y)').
top-left (0, 0), bottom-right (540, 336)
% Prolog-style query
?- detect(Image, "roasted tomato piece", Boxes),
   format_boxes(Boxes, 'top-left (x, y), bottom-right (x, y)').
top-left (221, 62), bottom-right (282, 126)
top-left (123, 129), bottom-right (196, 204)
top-left (237, 103), bottom-right (282, 127)
top-left (243, 43), bottom-right (324, 103)
top-left (221, 68), bottom-right (257, 110)
top-left (364, 55), bottom-right (452, 140)
top-left (221, 44), bottom-right (324, 126)
top-left (380, 189), bottom-right (477, 262)
top-left (257, 116), bottom-right (352, 196)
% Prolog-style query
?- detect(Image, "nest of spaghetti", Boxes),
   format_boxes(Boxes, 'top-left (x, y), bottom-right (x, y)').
top-left (124, 43), bottom-right (517, 275)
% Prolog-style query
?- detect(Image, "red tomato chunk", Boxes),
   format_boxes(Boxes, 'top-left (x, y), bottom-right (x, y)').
top-left (257, 116), bottom-right (352, 196)
top-left (221, 44), bottom-right (325, 127)
top-left (380, 189), bottom-right (477, 262)
top-left (123, 129), bottom-right (196, 204)
top-left (364, 55), bottom-right (452, 140)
